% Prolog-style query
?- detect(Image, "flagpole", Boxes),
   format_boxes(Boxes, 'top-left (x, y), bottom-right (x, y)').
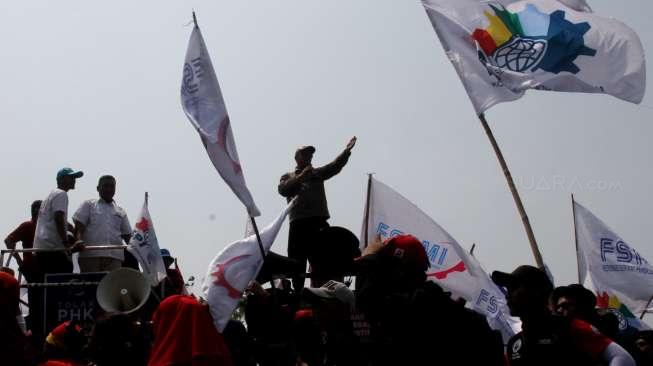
top-left (363, 173), bottom-right (373, 248)
top-left (640, 294), bottom-right (653, 320)
top-left (249, 216), bottom-right (267, 261)
top-left (571, 194), bottom-right (582, 284)
top-left (478, 113), bottom-right (544, 269)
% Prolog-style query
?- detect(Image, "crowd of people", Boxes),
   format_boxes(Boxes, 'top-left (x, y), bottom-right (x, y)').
top-left (2, 146), bottom-right (653, 365)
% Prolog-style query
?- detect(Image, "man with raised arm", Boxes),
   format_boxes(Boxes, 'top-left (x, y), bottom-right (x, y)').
top-left (278, 137), bottom-right (356, 289)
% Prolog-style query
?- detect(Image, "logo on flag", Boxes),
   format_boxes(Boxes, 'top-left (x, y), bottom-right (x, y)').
top-left (127, 195), bottom-right (167, 286)
top-left (211, 254), bottom-right (252, 299)
top-left (472, 4), bottom-right (596, 76)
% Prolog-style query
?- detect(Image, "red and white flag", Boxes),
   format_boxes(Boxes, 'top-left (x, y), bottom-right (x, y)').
top-left (127, 194), bottom-right (167, 286)
top-left (181, 21), bottom-right (260, 217)
top-left (202, 204), bottom-right (291, 332)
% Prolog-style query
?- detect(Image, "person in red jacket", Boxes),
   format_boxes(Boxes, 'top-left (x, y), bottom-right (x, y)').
top-left (148, 295), bottom-right (233, 366)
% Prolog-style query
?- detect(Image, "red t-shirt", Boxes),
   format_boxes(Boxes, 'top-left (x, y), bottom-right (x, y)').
top-left (569, 318), bottom-right (613, 358)
top-left (5, 221), bottom-right (36, 272)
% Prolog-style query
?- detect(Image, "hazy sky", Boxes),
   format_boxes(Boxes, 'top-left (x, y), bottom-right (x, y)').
top-left (1, 1), bottom-right (652, 295)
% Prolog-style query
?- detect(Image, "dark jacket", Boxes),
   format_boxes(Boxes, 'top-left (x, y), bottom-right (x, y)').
top-left (278, 150), bottom-right (350, 222)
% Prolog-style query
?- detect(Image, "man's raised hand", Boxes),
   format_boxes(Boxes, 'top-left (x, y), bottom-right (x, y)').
top-left (346, 136), bottom-right (357, 152)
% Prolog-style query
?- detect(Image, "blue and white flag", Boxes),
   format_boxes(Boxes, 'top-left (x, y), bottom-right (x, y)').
top-left (574, 199), bottom-right (653, 317)
top-left (181, 21), bottom-right (260, 217)
top-left (422, 0), bottom-right (646, 113)
top-left (362, 177), bottom-right (520, 342)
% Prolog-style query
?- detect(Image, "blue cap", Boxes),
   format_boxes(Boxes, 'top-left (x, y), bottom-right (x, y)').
top-left (160, 248), bottom-right (172, 257)
top-left (56, 167), bottom-right (84, 180)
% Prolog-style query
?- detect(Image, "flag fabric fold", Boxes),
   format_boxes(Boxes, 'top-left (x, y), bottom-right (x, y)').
top-left (181, 24), bottom-right (260, 217)
top-left (203, 204), bottom-right (292, 332)
top-left (127, 196), bottom-right (167, 287)
top-left (361, 177), bottom-right (520, 341)
top-left (422, 0), bottom-right (646, 113)
top-left (574, 199), bottom-right (653, 317)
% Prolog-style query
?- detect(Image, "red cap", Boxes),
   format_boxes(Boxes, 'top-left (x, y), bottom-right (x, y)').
top-left (46, 321), bottom-right (82, 347)
top-left (379, 234), bottom-right (429, 272)
top-left (294, 309), bottom-right (315, 321)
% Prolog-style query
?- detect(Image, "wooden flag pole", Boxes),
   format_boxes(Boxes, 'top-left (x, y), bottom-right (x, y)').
top-left (571, 194), bottom-right (582, 284)
top-left (478, 113), bottom-right (544, 269)
top-left (363, 173), bottom-right (373, 248)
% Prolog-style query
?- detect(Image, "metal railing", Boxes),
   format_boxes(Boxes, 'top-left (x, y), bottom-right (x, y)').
top-left (1, 245), bottom-right (128, 288)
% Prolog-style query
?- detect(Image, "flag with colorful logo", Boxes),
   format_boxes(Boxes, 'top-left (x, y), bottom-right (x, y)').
top-left (596, 292), bottom-right (650, 332)
top-left (203, 204), bottom-right (291, 332)
top-left (181, 19), bottom-right (260, 217)
top-left (127, 194), bottom-right (167, 287)
top-left (574, 199), bottom-right (653, 318)
top-left (361, 177), bottom-right (520, 341)
top-left (422, 0), bottom-right (646, 113)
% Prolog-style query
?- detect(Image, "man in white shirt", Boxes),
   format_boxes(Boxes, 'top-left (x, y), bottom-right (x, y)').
top-left (73, 175), bottom-right (131, 272)
top-left (33, 167), bottom-right (84, 276)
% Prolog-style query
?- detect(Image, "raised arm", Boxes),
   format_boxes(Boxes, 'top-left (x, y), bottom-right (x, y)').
top-left (314, 136), bottom-right (356, 181)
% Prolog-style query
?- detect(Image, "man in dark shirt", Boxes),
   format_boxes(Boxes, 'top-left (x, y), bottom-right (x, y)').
top-left (492, 265), bottom-right (634, 366)
top-left (278, 137), bottom-right (356, 290)
top-left (4, 200), bottom-right (42, 282)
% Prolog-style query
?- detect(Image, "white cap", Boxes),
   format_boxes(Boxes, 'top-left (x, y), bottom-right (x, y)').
top-left (305, 280), bottom-right (355, 309)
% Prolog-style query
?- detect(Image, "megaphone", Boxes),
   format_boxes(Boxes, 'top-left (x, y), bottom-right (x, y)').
top-left (96, 268), bottom-right (151, 314)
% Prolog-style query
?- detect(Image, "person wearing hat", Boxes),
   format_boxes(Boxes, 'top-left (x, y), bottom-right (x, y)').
top-left (154, 248), bottom-right (186, 298)
top-left (355, 234), bottom-right (505, 366)
top-left (278, 137), bottom-right (357, 290)
top-left (34, 167), bottom-right (85, 276)
top-left (492, 265), bottom-right (635, 366)
top-left (73, 175), bottom-right (131, 272)
top-left (297, 281), bottom-right (359, 366)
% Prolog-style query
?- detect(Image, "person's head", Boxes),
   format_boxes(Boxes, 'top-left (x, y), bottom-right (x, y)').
top-left (551, 284), bottom-right (596, 320)
top-left (88, 313), bottom-right (146, 366)
top-left (43, 321), bottom-right (86, 361)
top-left (492, 265), bottom-right (553, 319)
top-left (160, 248), bottom-right (174, 268)
top-left (309, 227), bottom-right (361, 287)
top-left (97, 175), bottom-right (116, 202)
top-left (378, 235), bottom-right (429, 288)
top-left (294, 146), bottom-right (315, 169)
top-left (56, 167), bottom-right (83, 191)
top-left (635, 331), bottom-right (653, 356)
top-left (0, 272), bottom-right (19, 315)
top-left (30, 200), bottom-right (42, 222)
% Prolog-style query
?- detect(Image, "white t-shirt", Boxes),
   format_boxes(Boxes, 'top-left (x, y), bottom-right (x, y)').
top-left (73, 199), bottom-right (131, 261)
top-left (33, 188), bottom-right (68, 249)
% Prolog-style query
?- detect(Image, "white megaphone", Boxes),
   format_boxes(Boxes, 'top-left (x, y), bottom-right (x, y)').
top-left (96, 268), bottom-right (151, 314)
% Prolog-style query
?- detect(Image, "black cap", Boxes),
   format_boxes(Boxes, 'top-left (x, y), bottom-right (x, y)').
top-left (551, 284), bottom-right (596, 309)
top-left (492, 265), bottom-right (553, 293)
top-left (295, 146), bottom-right (316, 156)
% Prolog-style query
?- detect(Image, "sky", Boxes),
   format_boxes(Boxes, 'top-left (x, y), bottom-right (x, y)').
top-left (1, 1), bottom-right (652, 298)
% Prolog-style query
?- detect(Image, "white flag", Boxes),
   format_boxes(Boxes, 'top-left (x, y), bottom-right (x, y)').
top-left (127, 195), bottom-right (167, 287)
top-left (181, 23), bottom-right (260, 217)
top-left (203, 204), bottom-right (291, 332)
top-left (362, 177), bottom-right (519, 341)
top-left (574, 199), bottom-right (653, 316)
top-left (422, 0), bottom-right (646, 114)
